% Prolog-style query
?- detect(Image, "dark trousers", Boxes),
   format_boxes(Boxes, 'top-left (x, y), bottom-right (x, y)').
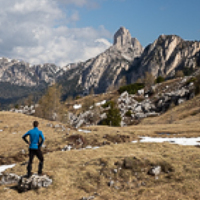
top-left (27, 148), bottom-right (44, 175)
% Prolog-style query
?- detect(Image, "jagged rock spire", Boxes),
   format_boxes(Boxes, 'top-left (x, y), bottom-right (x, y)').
top-left (113, 27), bottom-right (132, 48)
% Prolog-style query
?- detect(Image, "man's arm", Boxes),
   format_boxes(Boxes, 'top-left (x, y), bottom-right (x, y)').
top-left (38, 131), bottom-right (45, 148)
top-left (22, 132), bottom-right (30, 145)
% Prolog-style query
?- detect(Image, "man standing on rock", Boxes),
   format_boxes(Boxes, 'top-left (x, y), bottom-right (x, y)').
top-left (22, 121), bottom-right (45, 177)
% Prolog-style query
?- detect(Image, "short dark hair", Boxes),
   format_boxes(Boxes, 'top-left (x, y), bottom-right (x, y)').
top-left (33, 121), bottom-right (39, 127)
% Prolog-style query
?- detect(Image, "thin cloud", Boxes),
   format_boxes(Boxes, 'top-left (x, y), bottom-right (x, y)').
top-left (0, 0), bottom-right (111, 67)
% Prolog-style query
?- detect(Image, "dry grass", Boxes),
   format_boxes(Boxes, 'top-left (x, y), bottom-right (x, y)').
top-left (65, 91), bottom-right (119, 115)
top-left (0, 103), bottom-right (200, 200)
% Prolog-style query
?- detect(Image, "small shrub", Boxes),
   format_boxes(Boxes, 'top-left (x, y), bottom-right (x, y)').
top-left (183, 67), bottom-right (195, 76)
top-left (155, 76), bottom-right (165, 83)
top-left (125, 110), bottom-right (132, 117)
top-left (14, 104), bottom-right (19, 109)
top-left (175, 70), bottom-right (184, 78)
top-left (118, 83), bottom-right (145, 95)
top-left (75, 95), bottom-right (81, 100)
top-left (195, 75), bottom-right (200, 95)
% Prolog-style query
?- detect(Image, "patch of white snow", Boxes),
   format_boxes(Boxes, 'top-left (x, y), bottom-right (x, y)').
top-left (0, 164), bottom-right (16, 174)
top-left (73, 104), bottom-right (82, 109)
top-left (78, 129), bottom-right (91, 133)
top-left (140, 137), bottom-right (200, 146)
top-left (95, 100), bottom-right (106, 106)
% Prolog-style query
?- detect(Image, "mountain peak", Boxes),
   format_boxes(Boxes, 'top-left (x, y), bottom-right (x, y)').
top-left (113, 27), bottom-right (132, 48)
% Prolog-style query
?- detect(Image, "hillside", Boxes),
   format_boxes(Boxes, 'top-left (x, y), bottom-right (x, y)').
top-left (0, 109), bottom-right (200, 199)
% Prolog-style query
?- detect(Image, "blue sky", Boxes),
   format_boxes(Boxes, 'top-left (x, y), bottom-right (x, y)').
top-left (72, 0), bottom-right (200, 46)
top-left (0, 0), bottom-right (199, 66)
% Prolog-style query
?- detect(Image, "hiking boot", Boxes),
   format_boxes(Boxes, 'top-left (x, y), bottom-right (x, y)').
top-left (38, 172), bottom-right (46, 176)
top-left (25, 172), bottom-right (33, 178)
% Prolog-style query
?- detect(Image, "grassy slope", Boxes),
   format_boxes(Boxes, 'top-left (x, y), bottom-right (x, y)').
top-left (0, 91), bottom-right (200, 200)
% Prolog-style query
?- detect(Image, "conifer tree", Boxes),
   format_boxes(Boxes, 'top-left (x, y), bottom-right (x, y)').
top-left (102, 101), bottom-right (121, 127)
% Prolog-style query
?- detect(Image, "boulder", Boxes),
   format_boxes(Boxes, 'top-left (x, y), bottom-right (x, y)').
top-left (120, 91), bottom-right (129, 98)
top-left (0, 173), bottom-right (20, 185)
top-left (134, 105), bottom-right (142, 113)
top-left (137, 89), bottom-right (144, 96)
top-left (18, 174), bottom-right (52, 192)
top-left (0, 173), bottom-right (52, 193)
top-left (177, 98), bottom-right (185, 105)
top-left (62, 145), bottom-right (73, 151)
top-left (135, 113), bottom-right (146, 119)
top-left (76, 119), bottom-right (85, 129)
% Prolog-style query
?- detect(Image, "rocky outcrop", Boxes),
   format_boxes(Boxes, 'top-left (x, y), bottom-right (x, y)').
top-left (10, 105), bottom-right (37, 115)
top-left (18, 174), bottom-right (52, 192)
top-left (0, 173), bottom-right (20, 185)
top-left (67, 75), bottom-right (195, 128)
top-left (0, 173), bottom-right (52, 192)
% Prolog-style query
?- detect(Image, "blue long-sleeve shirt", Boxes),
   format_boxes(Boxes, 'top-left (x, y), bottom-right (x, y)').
top-left (22, 127), bottom-right (45, 149)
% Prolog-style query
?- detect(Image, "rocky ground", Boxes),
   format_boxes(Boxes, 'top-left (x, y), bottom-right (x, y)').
top-left (0, 102), bottom-right (200, 199)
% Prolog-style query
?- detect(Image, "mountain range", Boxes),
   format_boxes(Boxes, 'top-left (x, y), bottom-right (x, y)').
top-left (0, 27), bottom-right (200, 107)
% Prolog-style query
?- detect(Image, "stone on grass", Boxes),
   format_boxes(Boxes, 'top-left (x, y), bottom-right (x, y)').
top-left (148, 166), bottom-right (161, 176)
top-left (0, 173), bottom-right (20, 185)
top-left (108, 180), bottom-right (114, 187)
top-left (18, 174), bottom-right (52, 193)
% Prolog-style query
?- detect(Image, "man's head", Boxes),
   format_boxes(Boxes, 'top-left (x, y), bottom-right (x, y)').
top-left (33, 121), bottom-right (39, 128)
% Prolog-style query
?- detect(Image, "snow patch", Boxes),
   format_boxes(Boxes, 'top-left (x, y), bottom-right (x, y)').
top-left (78, 129), bottom-right (91, 133)
top-left (140, 137), bottom-right (200, 146)
top-left (0, 164), bottom-right (16, 174)
top-left (73, 104), bottom-right (82, 110)
top-left (93, 146), bottom-right (100, 149)
top-left (95, 100), bottom-right (106, 106)
top-left (131, 141), bottom-right (138, 143)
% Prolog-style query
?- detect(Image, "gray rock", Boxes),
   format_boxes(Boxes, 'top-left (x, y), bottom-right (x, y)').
top-left (21, 149), bottom-right (26, 154)
top-left (146, 113), bottom-right (159, 117)
top-left (138, 89), bottom-right (144, 96)
top-left (46, 123), bottom-right (53, 127)
top-left (108, 180), bottom-right (114, 187)
top-left (100, 113), bottom-right (107, 119)
top-left (82, 196), bottom-right (95, 200)
top-left (135, 113), bottom-right (146, 119)
top-left (18, 174), bottom-right (52, 192)
top-left (62, 145), bottom-right (72, 151)
top-left (54, 124), bottom-right (61, 128)
top-left (142, 102), bottom-right (151, 112)
top-left (148, 166), bottom-right (161, 176)
top-left (177, 98), bottom-right (185, 105)
top-left (85, 145), bottom-right (93, 149)
top-left (75, 119), bottom-right (85, 129)
top-left (134, 105), bottom-right (142, 112)
top-left (0, 173), bottom-right (20, 185)
top-left (120, 91), bottom-right (129, 98)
